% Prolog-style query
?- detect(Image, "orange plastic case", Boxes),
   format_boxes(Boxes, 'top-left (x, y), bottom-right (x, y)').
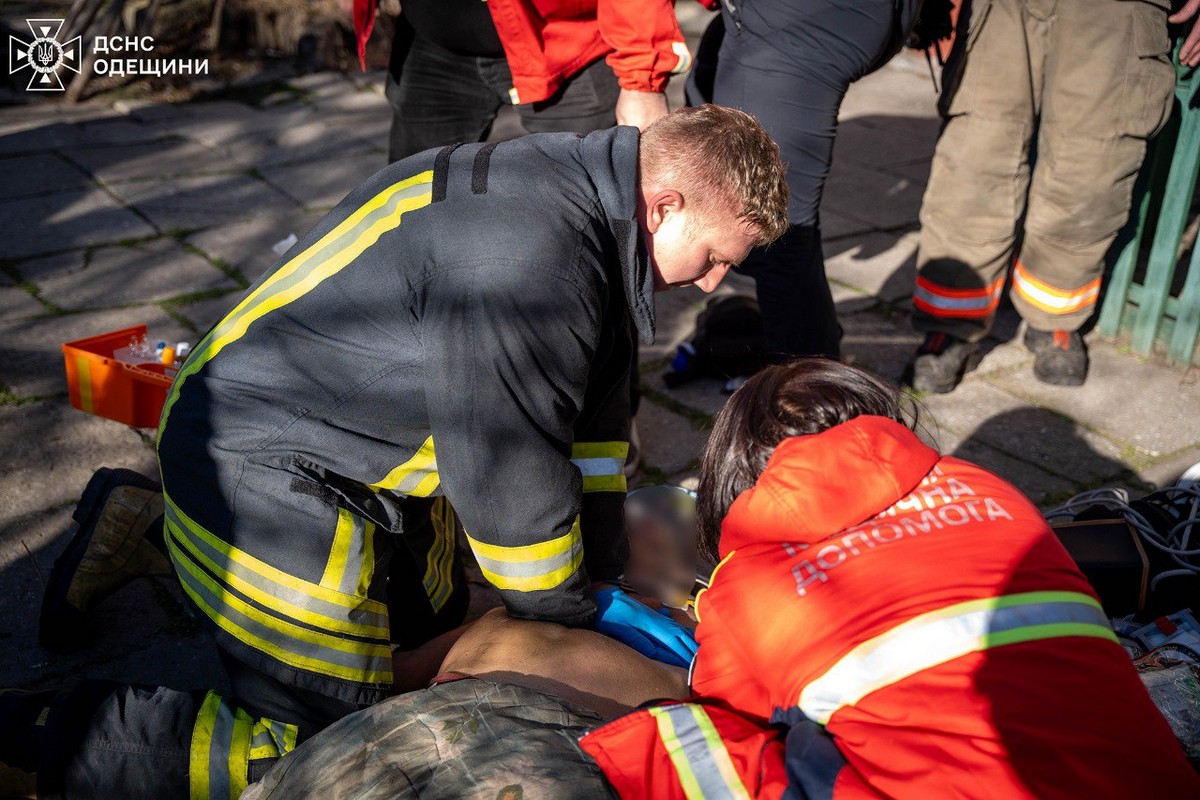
top-left (62, 324), bottom-right (175, 427)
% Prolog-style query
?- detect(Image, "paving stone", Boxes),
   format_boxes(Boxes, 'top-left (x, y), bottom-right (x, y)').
top-left (11, 249), bottom-right (87, 282)
top-left (0, 117), bottom-right (162, 155)
top-left (0, 189), bottom-right (157, 259)
top-left (916, 380), bottom-right (1133, 485)
top-left (0, 505), bottom-right (223, 692)
top-left (644, 285), bottom-right (711, 361)
top-left (987, 339), bottom-right (1200, 459)
top-left (659, 377), bottom-right (729, 419)
top-left (822, 159), bottom-right (925, 230)
top-left (969, 339), bottom-right (1034, 379)
top-left (0, 152), bottom-right (94, 200)
top-left (185, 210), bottom-right (327, 285)
top-left (203, 119), bottom-right (382, 170)
top-left (840, 309), bottom-right (923, 384)
top-left (37, 238), bottom-right (235, 310)
top-left (174, 291), bottom-right (243, 333)
top-left (839, 60), bottom-right (940, 122)
top-left (829, 282), bottom-right (879, 314)
top-left (918, 424), bottom-right (1077, 506)
top-left (636, 398), bottom-right (710, 475)
top-left (0, 286), bottom-right (47, 319)
top-left (261, 152), bottom-right (387, 209)
top-left (1138, 446), bottom-right (1200, 490)
top-left (0, 304), bottom-right (189, 398)
top-left (0, 401), bottom-right (158, 528)
top-left (821, 208), bottom-right (878, 240)
top-left (321, 110), bottom-right (395, 151)
top-left (109, 173), bottom-right (300, 230)
top-left (834, 117), bottom-right (935, 171)
top-left (824, 231), bottom-right (919, 303)
top-left (61, 137), bottom-right (237, 183)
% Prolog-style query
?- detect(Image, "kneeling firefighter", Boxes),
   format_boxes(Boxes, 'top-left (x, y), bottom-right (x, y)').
top-left (2, 106), bottom-right (789, 798)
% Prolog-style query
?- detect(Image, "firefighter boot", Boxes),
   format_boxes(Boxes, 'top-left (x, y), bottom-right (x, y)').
top-left (39, 468), bottom-right (170, 650)
top-left (1024, 328), bottom-right (1088, 387)
top-left (0, 689), bottom-right (54, 799)
top-left (906, 332), bottom-right (982, 394)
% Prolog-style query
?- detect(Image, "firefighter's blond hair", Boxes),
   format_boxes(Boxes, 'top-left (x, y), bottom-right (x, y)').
top-left (639, 105), bottom-right (789, 246)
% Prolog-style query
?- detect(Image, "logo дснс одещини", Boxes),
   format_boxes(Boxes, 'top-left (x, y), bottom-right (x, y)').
top-left (8, 19), bottom-right (81, 91)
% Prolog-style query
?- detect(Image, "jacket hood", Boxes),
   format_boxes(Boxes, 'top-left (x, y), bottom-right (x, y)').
top-left (720, 416), bottom-right (939, 554)
top-left (580, 126), bottom-right (656, 345)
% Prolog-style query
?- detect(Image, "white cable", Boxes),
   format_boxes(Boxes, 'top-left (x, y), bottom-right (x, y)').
top-left (1043, 477), bottom-right (1200, 590)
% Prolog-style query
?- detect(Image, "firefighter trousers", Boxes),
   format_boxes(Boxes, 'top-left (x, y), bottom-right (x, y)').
top-left (36, 496), bottom-right (469, 799)
top-left (914, 0), bottom-right (1175, 340)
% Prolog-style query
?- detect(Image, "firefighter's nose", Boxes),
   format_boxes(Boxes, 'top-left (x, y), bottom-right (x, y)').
top-left (695, 263), bottom-right (731, 293)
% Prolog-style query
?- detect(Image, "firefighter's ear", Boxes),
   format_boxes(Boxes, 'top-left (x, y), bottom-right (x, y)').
top-left (643, 189), bottom-right (685, 234)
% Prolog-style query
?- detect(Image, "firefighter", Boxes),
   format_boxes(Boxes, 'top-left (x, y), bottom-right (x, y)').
top-left (908, 0), bottom-right (1200, 392)
top-left (580, 359), bottom-right (1200, 798)
top-left (6, 105), bottom-right (788, 798)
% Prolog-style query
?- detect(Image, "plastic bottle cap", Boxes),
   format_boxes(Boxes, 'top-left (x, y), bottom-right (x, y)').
top-left (160, 346), bottom-right (176, 365)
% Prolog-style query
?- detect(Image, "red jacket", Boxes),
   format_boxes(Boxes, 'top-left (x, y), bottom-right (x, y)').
top-left (582, 416), bottom-right (1200, 798)
top-left (354, 0), bottom-right (694, 105)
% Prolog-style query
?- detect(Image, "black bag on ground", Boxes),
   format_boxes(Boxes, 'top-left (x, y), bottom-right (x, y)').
top-left (664, 294), bottom-right (766, 388)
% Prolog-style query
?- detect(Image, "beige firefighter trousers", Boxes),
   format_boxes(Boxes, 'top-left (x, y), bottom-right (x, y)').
top-left (913, 0), bottom-right (1176, 340)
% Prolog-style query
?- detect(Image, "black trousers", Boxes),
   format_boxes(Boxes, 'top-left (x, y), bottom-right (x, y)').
top-left (385, 17), bottom-right (621, 163)
top-left (688, 0), bottom-right (911, 360)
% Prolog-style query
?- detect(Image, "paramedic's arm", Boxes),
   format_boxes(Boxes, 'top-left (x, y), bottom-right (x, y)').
top-left (423, 262), bottom-right (603, 626)
top-left (599, 0), bottom-right (687, 129)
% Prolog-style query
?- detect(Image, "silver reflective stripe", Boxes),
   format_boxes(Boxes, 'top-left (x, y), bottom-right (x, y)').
top-left (471, 536), bottom-right (583, 579)
top-left (167, 531), bottom-right (393, 678)
top-left (653, 705), bottom-right (750, 800)
top-left (337, 512), bottom-right (370, 597)
top-left (165, 505), bottom-right (388, 633)
top-left (207, 696), bottom-right (235, 800)
top-left (799, 592), bottom-right (1117, 725)
top-left (571, 456), bottom-right (624, 477)
top-left (913, 284), bottom-right (997, 311)
top-left (391, 459), bottom-right (439, 495)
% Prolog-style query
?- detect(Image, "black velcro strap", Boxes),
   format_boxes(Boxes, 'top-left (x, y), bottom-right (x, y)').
top-left (289, 477), bottom-right (337, 507)
top-left (431, 143), bottom-right (464, 203)
top-left (471, 142), bottom-right (499, 195)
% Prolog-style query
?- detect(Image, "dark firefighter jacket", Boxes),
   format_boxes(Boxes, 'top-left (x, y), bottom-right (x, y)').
top-left (156, 127), bottom-right (653, 669)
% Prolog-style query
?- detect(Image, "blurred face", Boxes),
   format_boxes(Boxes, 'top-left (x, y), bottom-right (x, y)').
top-left (638, 188), bottom-right (760, 293)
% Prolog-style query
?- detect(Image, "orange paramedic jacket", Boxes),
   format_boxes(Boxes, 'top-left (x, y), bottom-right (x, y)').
top-left (354, 0), bottom-right (697, 105)
top-left (582, 416), bottom-right (1200, 798)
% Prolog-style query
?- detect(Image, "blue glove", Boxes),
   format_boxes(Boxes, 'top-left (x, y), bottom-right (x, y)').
top-left (593, 586), bottom-right (698, 668)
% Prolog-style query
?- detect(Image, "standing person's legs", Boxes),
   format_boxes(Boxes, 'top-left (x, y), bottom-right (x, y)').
top-left (385, 18), bottom-right (506, 163)
top-left (708, 0), bottom-right (899, 361)
top-left (909, 0), bottom-right (1037, 391)
top-left (508, 56), bottom-right (621, 135)
top-left (386, 496), bottom-right (471, 651)
top-left (1013, 0), bottom-right (1173, 384)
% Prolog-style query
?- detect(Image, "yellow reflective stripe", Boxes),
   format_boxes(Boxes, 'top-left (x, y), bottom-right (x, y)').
top-left (75, 356), bottom-right (94, 414)
top-left (694, 550), bottom-right (735, 624)
top-left (189, 692), bottom-right (221, 800)
top-left (467, 518), bottom-right (584, 592)
top-left (164, 490), bottom-right (387, 617)
top-left (582, 474), bottom-right (627, 493)
top-left (165, 514), bottom-right (388, 640)
top-left (227, 705), bottom-right (253, 800)
top-left (248, 724), bottom-right (278, 761)
top-left (572, 441), bottom-right (628, 493)
top-left (570, 441), bottom-right (630, 460)
top-left (356, 516), bottom-right (376, 598)
top-left (166, 534), bottom-right (393, 684)
top-left (650, 705), bottom-right (750, 800)
top-left (799, 591), bottom-right (1116, 725)
top-left (368, 435), bottom-right (439, 494)
top-left (423, 497), bottom-right (457, 611)
top-left (321, 507), bottom-right (356, 590)
top-left (158, 170), bottom-right (434, 436)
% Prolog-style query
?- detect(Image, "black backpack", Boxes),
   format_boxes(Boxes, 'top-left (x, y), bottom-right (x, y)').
top-left (664, 294), bottom-right (766, 388)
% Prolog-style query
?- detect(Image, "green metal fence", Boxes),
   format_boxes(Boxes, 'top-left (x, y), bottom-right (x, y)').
top-left (1098, 47), bottom-right (1200, 367)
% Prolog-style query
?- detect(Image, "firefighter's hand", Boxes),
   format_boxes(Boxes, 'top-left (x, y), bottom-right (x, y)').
top-left (1170, 0), bottom-right (1200, 67)
top-left (616, 89), bottom-right (669, 130)
top-left (593, 586), bottom-right (698, 667)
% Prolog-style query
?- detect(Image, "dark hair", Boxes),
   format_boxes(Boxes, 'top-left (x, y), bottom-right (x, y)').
top-left (696, 358), bottom-right (914, 563)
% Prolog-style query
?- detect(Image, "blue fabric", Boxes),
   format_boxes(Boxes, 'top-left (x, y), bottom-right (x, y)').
top-left (593, 587), bottom-right (698, 668)
top-left (770, 706), bottom-right (847, 800)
